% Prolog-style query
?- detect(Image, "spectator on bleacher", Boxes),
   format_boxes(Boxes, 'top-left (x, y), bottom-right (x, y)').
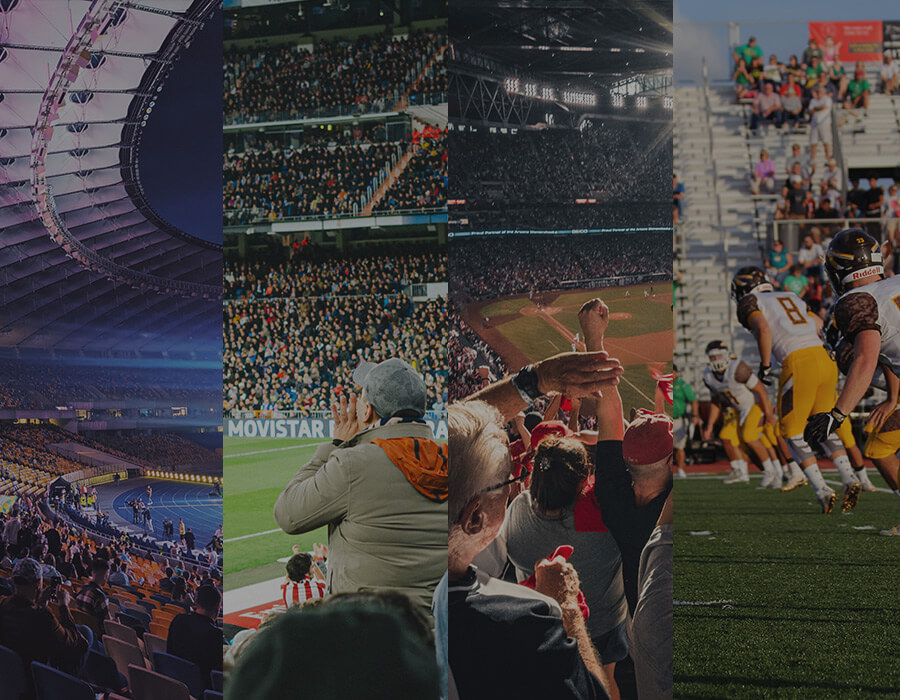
top-left (816, 69), bottom-right (839, 101)
top-left (751, 149), bottom-right (778, 194)
top-left (828, 60), bottom-right (848, 99)
top-left (782, 264), bottom-right (809, 297)
top-left (805, 273), bottom-right (825, 315)
top-left (785, 144), bottom-right (815, 184)
top-left (766, 239), bottom-right (794, 286)
top-left (808, 84), bottom-right (834, 161)
top-left (673, 173), bottom-right (685, 224)
top-left (762, 54), bottom-right (783, 85)
top-left (780, 73), bottom-right (804, 125)
top-left (447, 401), bottom-right (612, 698)
top-left (801, 38), bottom-right (824, 69)
top-left (273, 358), bottom-right (447, 615)
top-left (167, 584), bottom-right (224, 691)
top-left (734, 36), bottom-right (763, 67)
top-left (74, 558), bottom-right (109, 624)
top-left (804, 56), bottom-right (827, 92)
top-left (865, 177), bottom-right (885, 219)
top-left (499, 435), bottom-right (629, 696)
top-left (821, 36), bottom-right (840, 68)
top-left (784, 175), bottom-right (808, 219)
top-left (821, 157), bottom-right (841, 191)
top-left (281, 552), bottom-right (326, 608)
top-left (798, 234), bottom-right (825, 280)
top-left (885, 183), bottom-right (900, 236)
top-left (882, 54), bottom-right (899, 95)
top-left (107, 560), bottom-right (129, 588)
top-left (845, 68), bottom-right (871, 117)
top-left (749, 81), bottom-right (784, 133)
top-left (812, 194), bottom-right (839, 242)
top-left (785, 55), bottom-right (803, 83)
top-left (748, 56), bottom-right (765, 89)
top-left (733, 58), bottom-right (754, 101)
top-left (0, 558), bottom-right (88, 678)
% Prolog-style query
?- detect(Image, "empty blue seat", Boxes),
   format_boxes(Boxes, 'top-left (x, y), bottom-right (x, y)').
top-left (210, 669), bottom-right (223, 692)
top-left (83, 649), bottom-right (124, 692)
top-left (0, 644), bottom-right (28, 700)
top-left (204, 691), bottom-right (223, 700)
top-left (152, 652), bottom-right (205, 699)
top-left (31, 661), bottom-right (95, 700)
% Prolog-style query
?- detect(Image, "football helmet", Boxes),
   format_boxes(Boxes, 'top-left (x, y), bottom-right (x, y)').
top-left (705, 340), bottom-right (730, 373)
top-left (731, 266), bottom-right (773, 301)
top-left (825, 228), bottom-right (883, 295)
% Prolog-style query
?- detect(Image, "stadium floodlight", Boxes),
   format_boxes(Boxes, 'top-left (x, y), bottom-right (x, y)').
top-left (636, 95), bottom-right (648, 109)
top-left (664, 95), bottom-right (674, 109)
top-left (541, 87), bottom-right (554, 100)
top-left (524, 83), bottom-right (537, 97)
top-left (612, 93), bottom-right (624, 108)
top-left (545, 113), bottom-right (554, 125)
top-left (505, 77), bottom-right (519, 93)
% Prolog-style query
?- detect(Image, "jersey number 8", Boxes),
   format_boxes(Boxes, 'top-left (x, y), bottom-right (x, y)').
top-left (777, 296), bottom-right (808, 326)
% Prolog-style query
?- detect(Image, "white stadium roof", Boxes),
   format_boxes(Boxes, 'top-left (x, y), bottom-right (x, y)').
top-left (0, 0), bottom-right (221, 354)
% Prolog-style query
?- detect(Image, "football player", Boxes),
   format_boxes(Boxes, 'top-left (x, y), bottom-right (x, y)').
top-left (807, 228), bottom-right (900, 535)
top-left (733, 266), bottom-right (862, 513)
top-left (701, 340), bottom-right (783, 487)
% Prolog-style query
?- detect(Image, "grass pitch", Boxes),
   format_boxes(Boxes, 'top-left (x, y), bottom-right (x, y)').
top-left (224, 437), bottom-right (326, 591)
top-left (675, 473), bottom-right (900, 698)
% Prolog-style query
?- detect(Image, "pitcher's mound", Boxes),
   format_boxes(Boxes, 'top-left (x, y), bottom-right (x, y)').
top-left (610, 312), bottom-right (632, 320)
top-left (521, 305), bottom-right (563, 316)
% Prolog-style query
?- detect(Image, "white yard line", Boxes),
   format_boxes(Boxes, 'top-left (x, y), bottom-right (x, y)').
top-left (225, 445), bottom-right (313, 459)
top-left (224, 528), bottom-right (282, 543)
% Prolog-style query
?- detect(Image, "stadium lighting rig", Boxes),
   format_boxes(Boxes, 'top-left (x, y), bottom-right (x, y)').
top-left (146, 470), bottom-right (222, 485)
top-left (505, 77), bottom-right (596, 108)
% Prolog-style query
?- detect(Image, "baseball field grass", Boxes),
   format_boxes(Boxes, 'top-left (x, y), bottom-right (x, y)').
top-left (674, 472), bottom-right (900, 698)
top-left (224, 437), bottom-right (326, 591)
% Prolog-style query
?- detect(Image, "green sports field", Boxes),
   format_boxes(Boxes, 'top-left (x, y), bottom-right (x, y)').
top-left (674, 474), bottom-right (900, 698)
top-left (224, 437), bottom-right (326, 591)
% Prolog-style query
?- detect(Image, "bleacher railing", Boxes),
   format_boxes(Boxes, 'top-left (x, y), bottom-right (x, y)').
top-left (771, 216), bottom-right (888, 251)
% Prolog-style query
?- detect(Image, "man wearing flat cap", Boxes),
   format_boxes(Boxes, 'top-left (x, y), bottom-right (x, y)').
top-left (274, 358), bottom-right (448, 613)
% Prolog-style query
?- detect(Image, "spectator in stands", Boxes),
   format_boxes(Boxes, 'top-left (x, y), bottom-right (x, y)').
top-left (804, 56), bottom-right (827, 92)
top-left (885, 183), bottom-right (900, 236)
top-left (673, 173), bottom-right (685, 224)
top-left (734, 36), bottom-right (763, 67)
top-left (0, 558), bottom-right (88, 679)
top-left (798, 234), bottom-right (825, 281)
top-left (750, 81), bottom-right (784, 133)
top-left (107, 560), bottom-right (129, 588)
top-left (499, 435), bottom-right (629, 696)
top-left (784, 175), bottom-right (808, 219)
top-left (845, 68), bottom-right (871, 118)
top-left (828, 59), bottom-right (848, 99)
top-left (751, 149), bottom-right (777, 194)
top-left (733, 58), bottom-right (753, 101)
top-left (766, 239), bottom-right (794, 286)
top-left (784, 55), bottom-right (803, 83)
top-left (801, 38), bottom-right (824, 69)
top-left (273, 358), bottom-right (447, 615)
top-left (748, 56), bottom-right (765, 89)
top-left (780, 73), bottom-right (804, 126)
top-left (782, 263), bottom-right (809, 297)
top-left (785, 144), bottom-right (814, 185)
top-left (74, 557), bottom-right (109, 624)
top-left (281, 552), bottom-right (327, 608)
top-left (865, 177), bottom-right (885, 219)
top-left (762, 54), bottom-right (783, 86)
top-left (882, 54), bottom-right (899, 95)
top-left (167, 584), bottom-right (223, 690)
top-left (816, 69), bottom-right (839, 101)
top-left (447, 401), bottom-right (611, 698)
top-left (822, 157), bottom-right (841, 191)
top-left (808, 84), bottom-right (834, 161)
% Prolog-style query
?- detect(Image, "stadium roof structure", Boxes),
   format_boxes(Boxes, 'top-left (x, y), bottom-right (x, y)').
top-left (0, 0), bottom-right (221, 354)
top-left (451, 0), bottom-right (671, 81)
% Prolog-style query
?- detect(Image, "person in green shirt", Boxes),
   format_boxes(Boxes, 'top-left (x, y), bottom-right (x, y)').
top-left (845, 68), bottom-right (870, 116)
top-left (734, 36), bottom-right (763, 68)
top-left (804, 56), bottom-right (826, 90)
top-left (782, 264), bottom-right (808, 297)
top-left (673, 367), bottom-right (700, 479)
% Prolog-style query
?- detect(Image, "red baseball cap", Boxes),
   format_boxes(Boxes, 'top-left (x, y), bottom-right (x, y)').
top-left (529, 420), bottom-right (572, 451)
top-left (622, 410), bottom-right (673, 466)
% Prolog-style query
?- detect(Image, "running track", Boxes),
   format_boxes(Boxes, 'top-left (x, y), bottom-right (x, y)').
top-left (100, 477), bottom-right (222, 547)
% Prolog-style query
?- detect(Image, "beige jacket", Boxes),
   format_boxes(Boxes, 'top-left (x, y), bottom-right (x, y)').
top-left (274, 420), bottom-right (447, 611)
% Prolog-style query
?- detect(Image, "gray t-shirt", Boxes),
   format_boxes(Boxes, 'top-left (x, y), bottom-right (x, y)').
top-left (500, 490), bottom-right (627, 639)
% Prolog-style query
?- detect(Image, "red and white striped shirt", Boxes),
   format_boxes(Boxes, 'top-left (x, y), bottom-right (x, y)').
top-left (281, 578), bottom-right (327, 608)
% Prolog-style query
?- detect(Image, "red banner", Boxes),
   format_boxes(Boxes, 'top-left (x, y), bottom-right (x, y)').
top-left (809, 21), bottom-right (883, 63)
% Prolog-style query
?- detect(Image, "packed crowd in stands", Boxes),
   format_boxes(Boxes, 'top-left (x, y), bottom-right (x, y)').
top-left (223, 139), bottom-right (400, 224)
top-left (450, 231), bottom-right (670, 300)
top-left (96, 434), bottom-right (219, 468)
top-left (0, 361), bottom-right (220, 409)
top-left (373, 127), bottom-right (447, 212)
top-left (448, 310), bottom-right (508, 402)
top-left (458, 201), bottom-right (671, 231)
top-left (451, 121), bottom-right (669, 214)
top-left (224, 244), bottom-right (446, 299)
top-left (0, 493), bottom-right (224, 698)
top-left (223, 30), bottom-right (446, 124)
top-left (225, 294), bottom-right (447, 414)
top-left (732, 35), bottom-right (899, 129)
top-left (447, 300), bottom-right (672, 698)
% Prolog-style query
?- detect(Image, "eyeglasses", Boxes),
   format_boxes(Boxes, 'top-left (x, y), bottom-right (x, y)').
top-left (477, 470), bottom-right (529, 497)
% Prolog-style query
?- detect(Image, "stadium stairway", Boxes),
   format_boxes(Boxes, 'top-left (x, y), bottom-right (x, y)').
top-left (362, 150), bottom-right (413, 214)
top-left (675, 83), bottom-right (762, 391)
top-left (839, 92), bottom-right (900, 169)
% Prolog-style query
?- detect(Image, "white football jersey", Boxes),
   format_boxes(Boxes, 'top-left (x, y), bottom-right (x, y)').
top-left (836, 275), bottom-right (900, 377)
top-left (738, 290), bottom-right (821, 364)
top-left (703, 358), bottom-right (759, 422)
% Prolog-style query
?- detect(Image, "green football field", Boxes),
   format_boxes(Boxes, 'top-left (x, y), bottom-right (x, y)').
top-left (674, 474), bottom-right (900, 698)
top-left (224, 437), bottom-right (326, 591)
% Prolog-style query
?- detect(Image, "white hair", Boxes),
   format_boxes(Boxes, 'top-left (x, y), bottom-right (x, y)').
top-left (448, 401), bottom-right (511, 524)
